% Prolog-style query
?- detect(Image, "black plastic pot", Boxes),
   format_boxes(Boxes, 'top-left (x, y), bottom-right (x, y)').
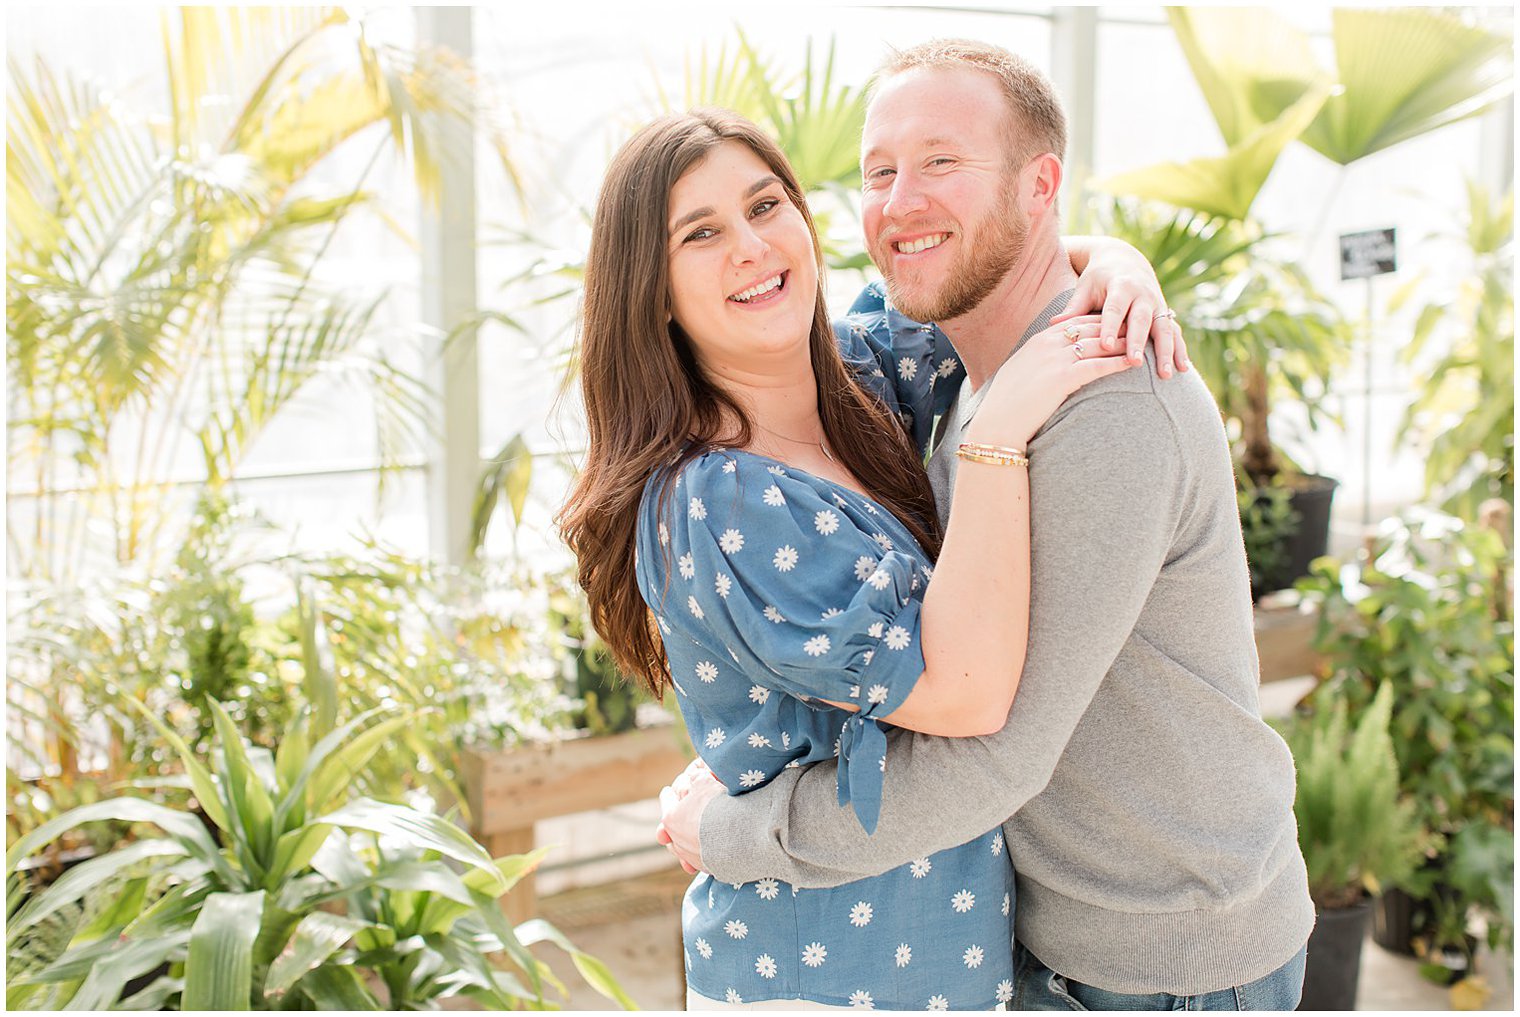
top-left (1371, 887), bottom-right (1419, 957)
top-left (1248, 473), bottom-right (1339, 599)
top-left (1299, 900), bottom-right (1370, 1011)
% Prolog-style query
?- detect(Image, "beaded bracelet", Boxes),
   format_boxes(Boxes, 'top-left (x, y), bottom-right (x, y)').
top-left (956, 442), bottom-right (1030, 467)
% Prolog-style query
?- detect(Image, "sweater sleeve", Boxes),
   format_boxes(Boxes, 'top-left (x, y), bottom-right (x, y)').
top-left (696, 389), bottom-right (1189, 887)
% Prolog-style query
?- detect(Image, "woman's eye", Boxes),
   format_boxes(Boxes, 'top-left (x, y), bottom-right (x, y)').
top-left (751, 198), bottom-right (780, 217)
top-left (684, 226), bottom-right (716, 243)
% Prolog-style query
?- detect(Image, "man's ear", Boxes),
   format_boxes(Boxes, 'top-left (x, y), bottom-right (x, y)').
top-left (1022, 152), bottom-right (1063, 216)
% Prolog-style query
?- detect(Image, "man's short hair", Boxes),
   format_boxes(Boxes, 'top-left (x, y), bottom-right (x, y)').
top-left (874, 38), bottom-right (1068, 167)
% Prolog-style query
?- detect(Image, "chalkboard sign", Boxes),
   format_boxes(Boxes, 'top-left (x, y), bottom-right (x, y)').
top-left (1340, 228), bottom-right (1397, 280)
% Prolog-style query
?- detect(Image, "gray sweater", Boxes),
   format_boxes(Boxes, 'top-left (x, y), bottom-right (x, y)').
top-left (698, 324), bottom-right (1315, 995)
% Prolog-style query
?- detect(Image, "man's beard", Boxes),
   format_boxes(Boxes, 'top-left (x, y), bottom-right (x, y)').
top-left (875, 190), bottom-right (1028, 325)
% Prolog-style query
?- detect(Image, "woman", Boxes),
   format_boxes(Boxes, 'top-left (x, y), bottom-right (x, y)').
top-left (559, 109), bottom-right (1175, 1010)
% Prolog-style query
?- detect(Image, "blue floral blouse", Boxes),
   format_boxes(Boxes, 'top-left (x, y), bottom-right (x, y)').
top-left (634, 283), bottom-right (1014, 1010)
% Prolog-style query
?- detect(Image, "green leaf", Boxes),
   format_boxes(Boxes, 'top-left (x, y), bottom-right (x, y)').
top-left (297, 582), bottom-right (338, 742)
top-left (5, 798), bottom-right (219, 874)
top-left (1097, 80), bottom-right (1330, 221)
top-left (305, 714), bottom-right (413, 814)
top-left (183, 890), bottom-right (264, 1010)
top-left (1303, 8), bottom-right (1514, 165)
top-left (267, 823), bottom-right (332, 884)
top-left (291, 962), bottom-right (382, 1009)
top-left (272, 706), bottom-right (395, 831)
top-left (264, 911), bottom-right (371, 998)
top-left (516, 918), bottom-right (639, 1010)
top-left (9, 839), bottom-right (186, 937)
top-left (315, 798), bottom-right (497, 876)
top-left (115, 693), bottom-right (229, 832)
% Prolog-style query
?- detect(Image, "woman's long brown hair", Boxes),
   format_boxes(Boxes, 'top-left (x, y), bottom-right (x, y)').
top-left (558, 109), bottom-right (941, 698)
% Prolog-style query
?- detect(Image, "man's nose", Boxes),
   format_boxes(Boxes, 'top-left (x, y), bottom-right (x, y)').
top-left (881, 172), bottom-right (929, 220)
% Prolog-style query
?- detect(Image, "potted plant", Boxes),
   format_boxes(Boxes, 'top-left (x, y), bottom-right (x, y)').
top-left (1297, 510), bottom-right (1514, 998)
top-left (5, 697), bottom-right (633, 1010)
top-left (1275, 682), bottom-right (1424, 1010)
top-left (1095, 6), bottom-right (1513, 597)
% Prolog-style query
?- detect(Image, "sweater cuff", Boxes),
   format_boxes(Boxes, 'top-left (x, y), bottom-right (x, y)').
top-left (697, 765), bottom-right (802, 885)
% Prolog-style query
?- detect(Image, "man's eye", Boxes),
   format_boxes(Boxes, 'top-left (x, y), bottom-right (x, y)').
top-left (928, 157), bottom-right (954, 168)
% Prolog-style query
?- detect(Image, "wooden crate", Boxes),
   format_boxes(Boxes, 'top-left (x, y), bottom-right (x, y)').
top-left (461, 722), bottom-right (692, 923)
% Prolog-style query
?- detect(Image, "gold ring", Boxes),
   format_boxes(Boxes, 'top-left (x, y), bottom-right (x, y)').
top-left (1063, 323), bottom-right (1082, 342)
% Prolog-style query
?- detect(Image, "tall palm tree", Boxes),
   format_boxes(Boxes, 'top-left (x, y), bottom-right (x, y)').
top-left (7, 7), bottom-right (521, 583)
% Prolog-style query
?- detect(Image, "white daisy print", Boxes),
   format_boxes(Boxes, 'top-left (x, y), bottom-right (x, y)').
top-left (963, 945), bottom-right (984, 969)
top-left (867, 621), bottom-right (885, 639)
top-left (854, 555), bottom-right (878, 581)
top-left (738, 769), bottom-right (766, 788)
top-left (724, 920), bottom-right (748, 940)
top-left (804, 634), bottom-right (831, 657)
top-left (895, 943), bottom-right (912, 968)
top-left (927, 995), bottom-right (949, 1011)
top-left (763, 605), bottom-right (786, 624)
top-left (862, 649), bottom-right (874, 666)
top-left (910, 858), bottom-right (931, 878)
top-left (704, 728), bottom-right (725, 749)
top-left (951, 889), bottom-right (976, 913)
top-left (658, 522), bottom-right (670, 546)
top-left (848, 684), bottom-right (860, 700)
top-left (718, 528), bottom-right (744, 554)
top-left (821, 606), bottom-right (843, 620)
top-left (747, 733), bottom-right (771, 748)
top-left (848, 989), bottom-right (874, 1009)
top-left (849, 901), bottom-right (873, 927)
top-left (755, 954), bottom-right (777, 979)
top-left (763, 484), bottom-right (786, 507)
top-left (884, 626), bottom-right (911, 651)
top-left (726, 988), bottom-right (743, 1004)
top-left (695, 937), bottom-right (712, 959)
top-left (679, 552), bottom-right (696, 580)
top-left (689, 497), bottom-right (706, 520)
top-left (923, 564), bottom-right (934, 581)
top-left (767, 465), bottom-right (786, 476)
top-left (801, 942), bottom-right (827, 968)
top-left (1002, 892), bottom-right (1011, 917)
top-left (687, 595), bottom-right (704, 619)
top-left (873, 533), bottom-right (894, 552)
top-left (714, 573), bottom-right (732, 599)
top-left (814, 509), bottom-right (840, 536)
top-left (722, 459), bottom-right (737, 473)
top-left (868, 567), bottom-right (893, 591)
top-left (773, 545), bottom-right (798, 572)
top-left (897, 356), bottom-right (918, 381)
top-left (996, 980), bottom-right (1014, 1004)
top-left (991, 832), bottom-right (1004, 856)
top-left (695, 661), bottom-right (719, 683)
top-left (708, 885), bottom-right (716, 909)
top-left (938, 356), bottom-right (960, 378)
top-left (867, 684), bottom-right (889, 705)
top-left (756, 878), bottom-right (780, 901)
top-left (748, 684), bottom-right (770, 705)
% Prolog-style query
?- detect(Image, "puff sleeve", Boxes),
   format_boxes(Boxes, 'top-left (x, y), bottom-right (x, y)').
top-left (643, 452), bottom-right (928, 832)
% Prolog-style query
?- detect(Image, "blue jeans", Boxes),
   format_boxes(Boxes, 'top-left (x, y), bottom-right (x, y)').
top-left (1012, 942), bottom-right (1307, 1011)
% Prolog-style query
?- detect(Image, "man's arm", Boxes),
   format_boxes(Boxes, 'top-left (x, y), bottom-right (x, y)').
top-left (695, 385), bottom-right (1188, 888)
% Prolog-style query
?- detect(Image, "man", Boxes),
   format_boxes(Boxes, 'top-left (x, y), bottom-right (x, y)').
top-left (658, 39), bottom-right (1313, 1010)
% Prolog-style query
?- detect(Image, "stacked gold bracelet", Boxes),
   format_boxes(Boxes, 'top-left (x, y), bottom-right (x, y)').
top-left (955, 442), bottom-right (1030, 467)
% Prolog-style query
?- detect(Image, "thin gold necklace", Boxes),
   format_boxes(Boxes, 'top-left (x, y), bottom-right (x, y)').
top-left (755, 421), bottom-right (836, 464)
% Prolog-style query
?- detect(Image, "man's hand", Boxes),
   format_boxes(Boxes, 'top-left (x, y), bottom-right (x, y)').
top-left (656, 757), bottom-right (725, 875)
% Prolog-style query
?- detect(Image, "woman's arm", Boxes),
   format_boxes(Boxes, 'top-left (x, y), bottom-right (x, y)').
top-left (1063, 235), bottom-right (1189, 377)
top-left (876, 316), bottom-right (1140, 737)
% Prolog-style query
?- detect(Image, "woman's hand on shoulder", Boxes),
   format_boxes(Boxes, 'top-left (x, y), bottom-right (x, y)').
top-left (970, 316), bottom-right (1141, 448)
top-left (1056, 236), bottom-right (1190, 377)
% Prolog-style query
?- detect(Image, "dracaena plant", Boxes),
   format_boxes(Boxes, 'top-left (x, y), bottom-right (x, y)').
top-left (4, 698), bottom-right (634, 1010)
